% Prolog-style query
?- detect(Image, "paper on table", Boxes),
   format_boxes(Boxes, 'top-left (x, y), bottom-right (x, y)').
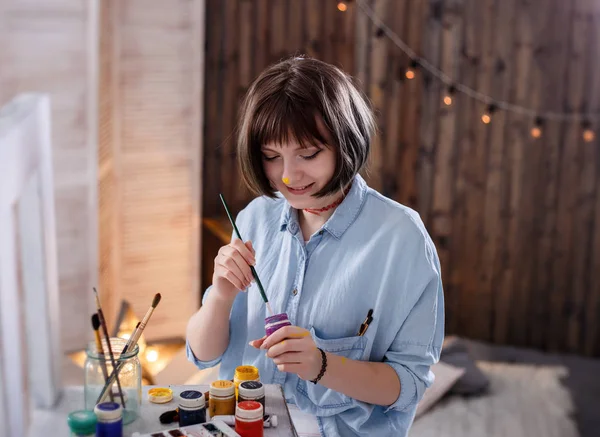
top-left (287, 403), bottom-right (321, 437)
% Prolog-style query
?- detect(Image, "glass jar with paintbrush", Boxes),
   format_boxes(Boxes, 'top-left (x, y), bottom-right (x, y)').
top-left (84, 336), bottom-right (141, 425)
top-left (85, 291), bottom-right (162, 425)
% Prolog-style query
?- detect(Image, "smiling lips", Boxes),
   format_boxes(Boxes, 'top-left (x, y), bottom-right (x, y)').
top-left (286, 183), bottom-right (314, 195)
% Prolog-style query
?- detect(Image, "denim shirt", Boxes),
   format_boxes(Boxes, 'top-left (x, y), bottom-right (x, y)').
top-left (187, 174), bottom-right (444, 437)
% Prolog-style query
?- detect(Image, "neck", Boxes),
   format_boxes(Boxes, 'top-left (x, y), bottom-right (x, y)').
top-left (297, 184), bottom-right (351, 239)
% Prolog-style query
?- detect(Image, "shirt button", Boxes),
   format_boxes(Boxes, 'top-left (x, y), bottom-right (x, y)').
top-left (292, 288), bottom-right (298, 296)
top-left (318, 230), bottom-right (324, 235)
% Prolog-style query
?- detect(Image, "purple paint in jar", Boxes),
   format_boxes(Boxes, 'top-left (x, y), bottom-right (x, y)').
top-left (265, 313), bottom-right (292, 336)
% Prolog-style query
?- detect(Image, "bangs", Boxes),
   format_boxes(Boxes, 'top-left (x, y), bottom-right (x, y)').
top-left (250, 93), bottom-right (330, 151)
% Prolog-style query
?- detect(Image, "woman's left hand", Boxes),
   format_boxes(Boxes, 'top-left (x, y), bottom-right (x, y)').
top-left (249, 326), bottom-right (322, 381)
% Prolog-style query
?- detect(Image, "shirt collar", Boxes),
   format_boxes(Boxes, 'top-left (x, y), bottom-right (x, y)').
top-left (279, 173), bottom-right (368, 239)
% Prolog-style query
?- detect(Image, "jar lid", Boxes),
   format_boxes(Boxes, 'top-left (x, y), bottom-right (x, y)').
top-left (94, 402), bottom-right (122, 421)
top-left (238, 380), bottom-right (264, 398)
top-left (236, 401), bottom-right (263, 420)
top-left (234, 365), bottom-right (259, 381)
top-left (67, 410), bottom-right (97, 434)
top-left (148, 387), bottom-right (173, 404)
top-left (178, 390), bottom-right (205, 409)
top-left (210, 380), bottom-right (235, 397)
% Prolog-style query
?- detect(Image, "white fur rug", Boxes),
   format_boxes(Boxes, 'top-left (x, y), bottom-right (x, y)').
top-left (410, 361), bottom-right (579, 437)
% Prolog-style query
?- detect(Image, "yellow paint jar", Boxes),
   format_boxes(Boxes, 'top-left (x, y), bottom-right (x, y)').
top-left (209, 380), bottom-right (236, 417)
top-left (233, 365), bottom-right (260, 398)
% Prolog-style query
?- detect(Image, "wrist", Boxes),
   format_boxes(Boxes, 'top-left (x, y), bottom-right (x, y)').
top-left (208, 286), bottom-right (237, 306)
top-left (310, 348), bottom-right (327, 385)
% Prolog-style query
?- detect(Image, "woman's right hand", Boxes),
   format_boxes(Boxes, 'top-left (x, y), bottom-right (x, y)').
top-left (212, 239), bottom-right (256, 299)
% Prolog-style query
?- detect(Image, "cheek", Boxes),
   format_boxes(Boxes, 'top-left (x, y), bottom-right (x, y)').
top-left (263, 162), bottom-right (281, 185)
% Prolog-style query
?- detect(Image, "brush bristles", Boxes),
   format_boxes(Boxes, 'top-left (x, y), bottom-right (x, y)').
top-left (152, 293), bottom-right (161, 308)
top-left (92, 313), bottom-right (100, 330)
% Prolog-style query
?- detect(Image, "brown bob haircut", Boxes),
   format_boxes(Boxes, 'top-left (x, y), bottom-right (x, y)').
top-left (237, 56), bottom-right (375, 198)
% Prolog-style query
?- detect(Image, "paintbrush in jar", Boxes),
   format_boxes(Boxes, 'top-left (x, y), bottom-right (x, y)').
top-left (96, 293), bottom-right (162, 404)
top-left (91, 313), bottom-right (114, 401)
top-left (93, 287), bottom-right (126, 408)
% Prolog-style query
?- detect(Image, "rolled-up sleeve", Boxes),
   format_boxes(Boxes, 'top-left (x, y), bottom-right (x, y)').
top-left (186, 339), bottom-right (223, 369)
top-left (383, 238), bottom-right (444, 414)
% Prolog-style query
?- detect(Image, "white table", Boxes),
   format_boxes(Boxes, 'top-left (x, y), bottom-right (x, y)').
top-left (29, 384), bottom-right (301, 437)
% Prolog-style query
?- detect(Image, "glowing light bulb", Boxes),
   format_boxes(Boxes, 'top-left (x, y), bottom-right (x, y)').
top-left (482, 114), bottom-right (491, 124)
top-left (146, 347), bottom-right (159, 363)
top-left (584, 129), bottom-right (595, 142)
top-left (531, 126), bottom-right (542, 138)
top-left (444, 95), bottom-right (453, 106)
top-left (337, 2), bottom-right (347, 12)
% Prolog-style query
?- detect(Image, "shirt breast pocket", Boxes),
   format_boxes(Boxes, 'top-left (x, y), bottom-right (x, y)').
top-left (296, 327), bottom-right (368, 415)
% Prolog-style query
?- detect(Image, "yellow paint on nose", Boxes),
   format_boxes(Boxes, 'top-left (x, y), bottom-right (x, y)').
top-left (282, 177), bottom-right (290, 184)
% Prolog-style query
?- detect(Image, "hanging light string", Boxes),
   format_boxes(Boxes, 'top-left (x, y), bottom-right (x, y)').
top-left (352, 0), bottom-right (600, 124)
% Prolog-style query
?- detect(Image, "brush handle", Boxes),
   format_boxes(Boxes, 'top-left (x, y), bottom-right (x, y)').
top-left (97, 307), bottom-right (156, 404)
top-left (96, 360), bottom-right (127, 404)
top-left (97, 308), bottom-right (126, 408)
top-left (94, 331), bottom-right (114, 402)
top-left (219, 193), bottom-right (270, 305)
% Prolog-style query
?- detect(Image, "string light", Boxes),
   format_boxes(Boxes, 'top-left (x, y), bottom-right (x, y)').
top-left (444, 86), bottom-right (456, 106)
top-left (582, 120), bottom-right (595, 142)
top-left (531, 117), bottom-right (543, 138)
top-left (355, 0), bottom-right (600, 123)
top-left (337, 2), bottom-right (348, 12)
top-left (405, 60), bottom-right (419, 80)
top-left (482, 104), bottom-right (496, 124)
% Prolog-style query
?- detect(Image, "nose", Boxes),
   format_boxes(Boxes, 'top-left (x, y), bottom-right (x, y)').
top-left (281, 159), bottom-right (301, 185)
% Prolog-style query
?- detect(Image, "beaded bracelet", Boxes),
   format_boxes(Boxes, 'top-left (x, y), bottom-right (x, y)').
top-left (310, 348), bottom-right (327, 384)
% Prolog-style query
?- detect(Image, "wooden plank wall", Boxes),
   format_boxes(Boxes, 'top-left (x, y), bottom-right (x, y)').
top-left (0, 0), bottom-right (98, 352)
top-left (203, 0), bottom-right (600, 357)
top-left (98, 0), bottom-right (204, 341)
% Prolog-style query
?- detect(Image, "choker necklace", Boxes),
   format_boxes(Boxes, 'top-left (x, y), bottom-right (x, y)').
top-left (303, 185), bottom-right (352, 215)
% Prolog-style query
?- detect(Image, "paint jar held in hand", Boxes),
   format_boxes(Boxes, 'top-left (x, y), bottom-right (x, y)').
top-left (67, 410), bottom-right (97, 436)
top-left (84, 337), bottom-right (141, 425)
top-left (209, 380), bottom-right (236, 417)
top-left (178, 390), bottom-right (207, 426)
top-left (235, 401), bottom-right (264, 437)
top-left (94, 402), bottom-right (123, 437)
top-left (233, 365), bottom-right (260, 398)
top-left (264, 312), bottom-right (292, 337)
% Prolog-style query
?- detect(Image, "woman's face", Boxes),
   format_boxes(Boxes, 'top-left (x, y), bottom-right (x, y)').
top-left (261, 137), bottom-right (337, 210)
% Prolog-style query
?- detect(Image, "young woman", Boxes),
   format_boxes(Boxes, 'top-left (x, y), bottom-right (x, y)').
top-left (187, 56), bottom-right (444, 437)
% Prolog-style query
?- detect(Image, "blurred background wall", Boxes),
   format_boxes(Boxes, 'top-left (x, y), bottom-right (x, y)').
top-left (201, 0), bottom-right (600, 357)
top-left (1, 0), bottom-right (598, 360)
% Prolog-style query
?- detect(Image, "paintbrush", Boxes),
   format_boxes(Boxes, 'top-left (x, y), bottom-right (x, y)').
top-left (219, 193), bottom-right (273, 315)
top-left (93, 287), bottom-right (126, 408)
top-left (127, 293), bottom-right (161, 350)
top-left (96, 293), bottom-right (162, 404)
top-left (92, 313), bottom-right (114, 402)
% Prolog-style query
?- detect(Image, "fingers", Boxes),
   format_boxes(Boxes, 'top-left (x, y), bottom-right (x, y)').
top-left (261, 326), bottom-right (310, 350)
top-left (231, 238), bottom-right (256, 266)
top-left (214, 240), bottom-right (256, 289)
top-left (245, 240), bottom-right (256, 256)
top-left (272, 352), bottom-right (303, 365)
top-left (214, 265), bottom-right (246, 291)
top-left (249, 336), bottom-right (267, 349)
top-left (267, 338), bottom-right (313, 359)
top-left (276, 363), bottom-right (303, 374)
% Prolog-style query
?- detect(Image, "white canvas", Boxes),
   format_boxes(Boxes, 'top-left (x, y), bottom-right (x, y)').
top-left (0, 94), bottom-right (62, 436)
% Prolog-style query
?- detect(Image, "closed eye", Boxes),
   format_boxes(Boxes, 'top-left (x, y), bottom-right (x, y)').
top-left (263, 154), bottom-right (279, 161)
top-left (301, 150), bottom-right (322, 160)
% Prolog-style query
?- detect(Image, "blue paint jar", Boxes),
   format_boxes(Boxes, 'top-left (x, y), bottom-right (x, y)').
top-left (94, 402), bottom-right (123, 437)
top-left (178, 390), bottom-right (207, 427)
